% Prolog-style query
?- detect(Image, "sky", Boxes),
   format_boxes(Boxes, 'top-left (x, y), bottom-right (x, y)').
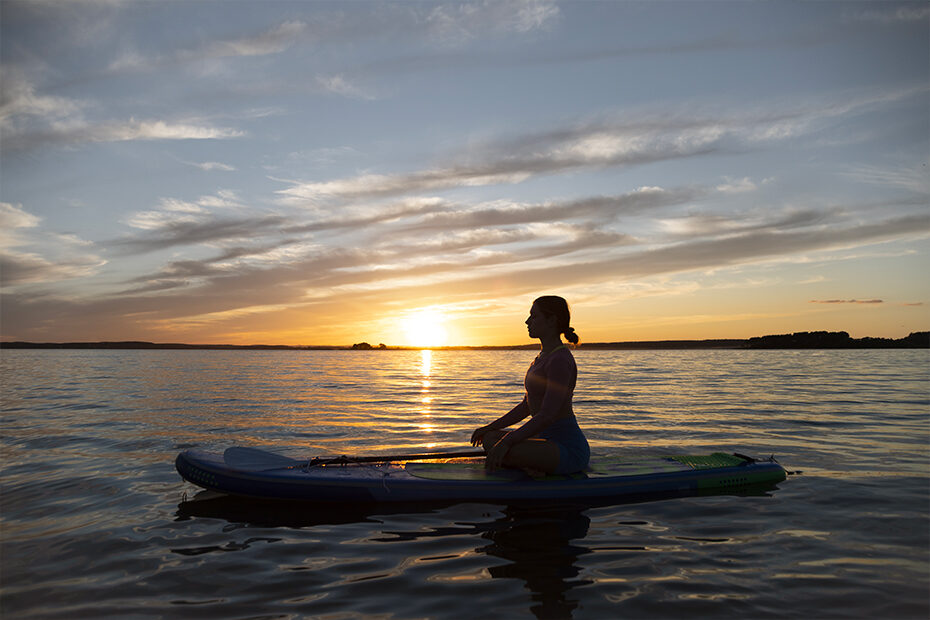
top-left (1, 0), bottom-right (928, 347)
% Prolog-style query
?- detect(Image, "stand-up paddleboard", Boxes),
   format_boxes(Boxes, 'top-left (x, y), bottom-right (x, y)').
top-left (175, 447), bottom-right (787, 503)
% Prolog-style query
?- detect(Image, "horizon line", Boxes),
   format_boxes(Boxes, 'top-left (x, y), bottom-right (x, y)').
top-left (2, 330), bottom-right (927, 351)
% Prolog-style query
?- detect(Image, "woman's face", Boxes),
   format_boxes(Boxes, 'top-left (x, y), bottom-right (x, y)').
top-left (525, 303), bottom-right (556, 339)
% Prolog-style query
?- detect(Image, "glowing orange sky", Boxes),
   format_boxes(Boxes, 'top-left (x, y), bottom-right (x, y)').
top-left (1, 2), bottom-right (928, 346)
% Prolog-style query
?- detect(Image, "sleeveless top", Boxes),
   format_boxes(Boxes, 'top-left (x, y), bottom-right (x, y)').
top-left (505, 346), bottom-right (577, 444)
top-left (525, 346), bottom-right (576, 419)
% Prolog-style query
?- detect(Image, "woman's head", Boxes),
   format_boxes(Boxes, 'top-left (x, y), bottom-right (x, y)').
top-left (531, 295), bottom-right (579, 344)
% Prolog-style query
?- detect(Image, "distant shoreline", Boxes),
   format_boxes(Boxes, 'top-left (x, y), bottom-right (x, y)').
top-left (2, 331), bottom-right (927, 350)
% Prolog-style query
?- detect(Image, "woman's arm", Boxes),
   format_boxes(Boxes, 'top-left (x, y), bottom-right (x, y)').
top-left (499, 356), bottom-right (573, 444)
top-left (470, 398), bottom-right (529, 445)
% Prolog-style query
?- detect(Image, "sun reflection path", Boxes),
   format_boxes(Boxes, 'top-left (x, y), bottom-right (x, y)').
top-left (420, 349), bottom-right (432, 378)
top-left (418, 350), bottom-right (436, 443)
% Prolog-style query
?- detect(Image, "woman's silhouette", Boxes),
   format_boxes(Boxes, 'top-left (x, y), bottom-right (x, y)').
top-left (471, 296), bottom-right (590, 475)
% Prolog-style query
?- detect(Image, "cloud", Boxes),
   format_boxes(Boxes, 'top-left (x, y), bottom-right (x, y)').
top-left (353, 30), bottom-right (821, 78)
top-left (366, 223), bottom-right (630, 275)
top-left (0, 70), bottom-right (85, 132)
top-left (276, 169), bottom-right (531, 205)
top-left (4, 200), bottom-right (928, 342)
top-left (0, 202), bottom-right (42, 247)
top-left (111, 187), bottom-right (645, 298)
top-left (124, 192), bottom-right (245, 231)
top-left (426, 0), bottom-right (559, 45)
top-left (0, 202), bottom-right (105, 287)
top-left (397, 186), bottom-right (701, 233)
top-left (105, 119), bottom-right (241, 141)
top-left (195, 190), bottom-right (245, 209)
top-left (716, 177), bottom-right (759, 194)
top-left (275, 122), bottom-right (719, 204)
top-left (101, 3), bottom-right (556, 81)
top-left (0, 66), bottom-right (243, 155)
top-left (316, 74), bottom-right (376, 100)
top-left (810, 299), bottom-right (883, 304)
top-left (131, 203), bottom-right (930, 313)
top-left (205, 20), bottom-right (307, 58)
top-left (841, 163), bottom-right (930, 195)
top-left (118, 210), bottom-right (628, 297)
top-left (848, 6), bottom-right (930, 24)
top-left (112, 190), bottom-right (285, 254)
top-left (106, 20), bottom-right (309, 74)
top-left (277, 186), bottom-right (698, 245)
top-left (117, 213), bottom-right (287, 254)
top-left (284, 198), bottom-right (452, 234)
top-left (659, 207), bottom-right (832, 239)
top-left (184, 160), bottom-right (237, 172)
top-left (105, 171), bottom-right (930, 323)
top-left (123, 225), bottom-right (574, 301)
top-left (337, 213), bottom-right (930, 313)
top-left (124, 239), bottom-right (313, 287)
top-left (0, 249), bottom-right (105, 286)
top-left (3, 115), bottom-right (244, 154)
top-left (277, 90), bottom-right (925, 205)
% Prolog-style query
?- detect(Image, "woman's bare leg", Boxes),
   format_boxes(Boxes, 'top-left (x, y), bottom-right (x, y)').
top-left (481, 430), bottom-right (561, 475)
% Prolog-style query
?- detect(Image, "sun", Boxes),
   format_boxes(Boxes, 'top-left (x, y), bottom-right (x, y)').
top-left (401, 308), bottom-right (449, 348)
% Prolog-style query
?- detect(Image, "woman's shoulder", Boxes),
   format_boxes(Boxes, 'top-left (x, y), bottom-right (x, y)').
top-left (543, 346), bottom-right (576, 368)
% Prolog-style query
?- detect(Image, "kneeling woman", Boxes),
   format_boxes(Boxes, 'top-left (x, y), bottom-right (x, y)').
top-left (470, 296), bottom-right (590, 475)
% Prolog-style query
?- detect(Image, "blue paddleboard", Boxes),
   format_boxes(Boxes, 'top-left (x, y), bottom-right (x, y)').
top-left (175, 447), bottom-right (787, 503)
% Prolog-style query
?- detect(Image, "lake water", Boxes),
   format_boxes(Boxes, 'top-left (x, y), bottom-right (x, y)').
top-left (1, 348), bottom-right (927, 618)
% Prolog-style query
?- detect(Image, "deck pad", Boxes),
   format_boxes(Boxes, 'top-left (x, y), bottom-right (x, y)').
top-left (405, 453), bottom-right (748, 482)
top-left (404, 462), bottom-right (527, 481)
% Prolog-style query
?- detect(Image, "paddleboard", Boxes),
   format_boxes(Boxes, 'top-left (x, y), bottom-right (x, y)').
top-left (175, 447), bottom-right (787, 503)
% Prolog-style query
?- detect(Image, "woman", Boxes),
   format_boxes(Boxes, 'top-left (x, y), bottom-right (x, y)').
top-left (470, 296), bottom-right (590, 475)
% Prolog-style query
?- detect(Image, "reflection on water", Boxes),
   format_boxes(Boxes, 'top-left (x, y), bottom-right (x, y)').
top-left (418, 350), bottom-right (436, 445)
top-left (420, 349), bottom-right (432, 377)
top-left (1, 349), bottom-right (927, 619)
top-left (174, 494), bottom-right (591, 619)
top-left (480, 505), bottom-right (592, 619)
top-left (173, 481), bottom-right (785, 619)
top-left (375, 503), bottom-right (593, 620)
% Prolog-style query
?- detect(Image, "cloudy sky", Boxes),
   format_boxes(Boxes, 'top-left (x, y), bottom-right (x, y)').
top-left (2, 0), bottom-right (928, 346)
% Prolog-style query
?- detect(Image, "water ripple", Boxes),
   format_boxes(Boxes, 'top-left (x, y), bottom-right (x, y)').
top-left (1, 348), bottom-right (927, 618)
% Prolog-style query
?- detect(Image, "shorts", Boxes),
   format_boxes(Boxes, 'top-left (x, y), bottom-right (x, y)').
top-left (538, 416), bottom-right (590, 474)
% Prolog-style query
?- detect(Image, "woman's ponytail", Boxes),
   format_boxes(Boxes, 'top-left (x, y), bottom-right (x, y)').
top-left (563, 326), bottom-right (579, 345)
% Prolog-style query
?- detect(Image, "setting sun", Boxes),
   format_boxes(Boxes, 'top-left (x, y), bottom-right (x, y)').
top-left (401, 308), bottom-right (449, 348)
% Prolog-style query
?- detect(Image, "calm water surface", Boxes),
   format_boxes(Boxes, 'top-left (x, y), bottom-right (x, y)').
top-left (1, 349), bottom-right (928, 618)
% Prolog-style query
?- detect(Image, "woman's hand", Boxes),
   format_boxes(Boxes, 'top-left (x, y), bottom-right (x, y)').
top-left (485, 436), bottom-right (512, 472)
top-left (470, 425), bottom-right (491, 447)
